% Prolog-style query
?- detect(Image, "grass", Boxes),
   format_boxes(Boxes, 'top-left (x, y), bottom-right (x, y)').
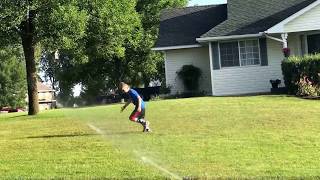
top-left (1, 95), bottom-right (320, 179)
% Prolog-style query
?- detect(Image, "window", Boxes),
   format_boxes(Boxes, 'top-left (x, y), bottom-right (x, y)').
top-left (307, 34), bottom-right (320, 54)
top-left (219, 42), bottom-right (240, 67)
top-left (239, 40), bottom-right (260, 66)
top-left (219, 39), bottom-right (260, 68)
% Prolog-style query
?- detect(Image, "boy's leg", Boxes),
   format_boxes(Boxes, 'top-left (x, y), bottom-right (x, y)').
top-left (139, 109), bottom-right (150, 132)
top-left (129, 110), bottom-right (146, 127)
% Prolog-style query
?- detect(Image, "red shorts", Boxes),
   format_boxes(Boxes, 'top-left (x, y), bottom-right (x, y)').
top-left (129, 109), bottom-right (145, 121)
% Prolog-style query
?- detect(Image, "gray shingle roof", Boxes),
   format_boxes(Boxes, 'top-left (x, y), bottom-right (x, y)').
top-left (154, 4), bottom-right (227, 48)
top-left (201, 0), bottom-right (317, 38)
top-left (155, 0), bottom-right (317, 47)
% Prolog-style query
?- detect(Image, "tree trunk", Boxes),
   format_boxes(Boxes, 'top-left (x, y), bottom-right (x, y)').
top-left (21, 11), bottom-right (39, 115)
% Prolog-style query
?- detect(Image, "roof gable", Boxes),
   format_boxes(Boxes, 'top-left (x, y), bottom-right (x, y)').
top-left (201, 0), bottom-right (317, 38)
top-left (227, 0), bottom-right (310, 22)
top-left (268, 0), bottom-right (320, 33)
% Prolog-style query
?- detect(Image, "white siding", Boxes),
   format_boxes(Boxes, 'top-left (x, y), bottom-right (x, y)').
top-left (285, 4), bottom-right (320, 33)
top-left (165, 47), bottom-right (211, 94)
top-left (288, 33), bottom-right (303, 56)
top-left (287, 31), bottom-right (320, 56)
top-left (212, 39), bottom-right (285, 96)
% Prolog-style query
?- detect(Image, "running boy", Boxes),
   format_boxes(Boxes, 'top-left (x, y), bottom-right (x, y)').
top-left (119, 82), bottom-right (151, 132)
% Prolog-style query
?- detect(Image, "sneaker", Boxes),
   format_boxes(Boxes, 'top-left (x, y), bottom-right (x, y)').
top-left (142, 123), bottom-right (146, 132)
top-left (144, 121), bottom-right (151, 132)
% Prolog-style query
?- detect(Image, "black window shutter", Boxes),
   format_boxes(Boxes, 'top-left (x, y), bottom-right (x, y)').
top-left (259, 38), bottom-right (268, 66)
top-left (212, 42), bottom-right (220, 70)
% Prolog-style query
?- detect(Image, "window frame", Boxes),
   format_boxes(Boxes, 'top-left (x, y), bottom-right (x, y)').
top-left (218, 39), bottom-right (261, 69)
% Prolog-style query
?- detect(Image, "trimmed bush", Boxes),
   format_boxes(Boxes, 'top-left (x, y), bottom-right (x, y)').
top-left (282, 54), bottom-right (320, 96)
top-left (177, 65), bottom-right (202, 92)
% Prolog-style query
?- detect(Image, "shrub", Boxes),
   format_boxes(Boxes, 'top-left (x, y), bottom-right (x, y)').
top-left (177, 65), bottom-right (202, 92)
top-left (297, 76), bottom-right (320, 97)
top-left (282, 54), bottom-right (320, 96)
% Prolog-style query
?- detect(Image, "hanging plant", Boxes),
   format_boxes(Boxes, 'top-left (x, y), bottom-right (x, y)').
top-left (177, 65), bottom-right (202, 92)
top-left (282, 48), bottom-right (291, 58)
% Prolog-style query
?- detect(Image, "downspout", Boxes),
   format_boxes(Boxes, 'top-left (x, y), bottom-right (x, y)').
top-left (264, 32), bottom-right (290, 57)
top-left (264, 32), bottom-right (288, 48)
top-left (208, 42), bottom-right (215, 96)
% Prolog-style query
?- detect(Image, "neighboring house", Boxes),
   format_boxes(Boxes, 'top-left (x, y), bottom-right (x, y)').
top-left (153, 0), bottom-right (320, 96)
top-left (26, 82), bottom-right (56, 111)
top-left (37, 82), bottom-right (56, 110)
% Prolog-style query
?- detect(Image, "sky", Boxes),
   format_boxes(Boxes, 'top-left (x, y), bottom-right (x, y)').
top-left (188, 0), bottom-right (227, 6)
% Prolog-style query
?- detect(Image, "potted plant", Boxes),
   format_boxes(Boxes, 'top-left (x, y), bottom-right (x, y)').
top-left (270, 79), bottom-right (281, 89)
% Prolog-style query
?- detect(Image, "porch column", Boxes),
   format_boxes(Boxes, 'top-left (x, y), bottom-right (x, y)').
top-left (208, 42), bottom-right (215, 95)
top-left (281, 33), bottom-right (288, 48)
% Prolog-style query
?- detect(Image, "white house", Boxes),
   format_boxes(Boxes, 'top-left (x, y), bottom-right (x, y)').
top-left (153, 0), bottom-right (320, 96)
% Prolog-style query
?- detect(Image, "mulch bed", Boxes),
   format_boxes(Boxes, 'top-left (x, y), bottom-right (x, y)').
top-left (302, 96), bottom-right (320, 100)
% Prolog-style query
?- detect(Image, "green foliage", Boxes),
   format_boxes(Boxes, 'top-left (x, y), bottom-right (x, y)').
top-left (0, 0), bottom-right (89, 48)
top-left (38, 3), bottom-right (89, 50)
top-left (0, 0), bottom-right (93, 114)
top-left (68, 0), bottom-right (188, 101)
top-left (84, 0), bottom-right (140, 59)
top-left (74, 0), bottom-right (141, 103)
top-left (177, 65), bottom-right (202, 92)
top-left (0, 47), bottom-right (27, 108)
top-left (119, 0), bottom-right (188, 87)
top-left (282, 54), bottom-right (320, 96)
top-left (0, 0), bottom-right (189, 110)
top-left (36, 0), bottom-right (141, 104)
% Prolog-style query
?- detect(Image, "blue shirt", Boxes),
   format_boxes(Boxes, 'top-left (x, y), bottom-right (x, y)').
top-left (128, 89), bottom-right (145, 109)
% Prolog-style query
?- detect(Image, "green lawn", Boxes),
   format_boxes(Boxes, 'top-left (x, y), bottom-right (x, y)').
top-left (1, 96), bottom-right (320, 179)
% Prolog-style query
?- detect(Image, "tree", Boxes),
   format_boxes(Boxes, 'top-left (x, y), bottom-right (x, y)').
top-left (73, 0), bottom-right (141, 103)
top-left (37, 0), bottom-right (141, 105)
top-left (0, 46), bottom-right (27, 109)
top-left (121, 0), bottom-right (188, 87)
top-left (0, 0), bottom-right (88, 115)
top-left (38, 0), bottom-right (187, 104)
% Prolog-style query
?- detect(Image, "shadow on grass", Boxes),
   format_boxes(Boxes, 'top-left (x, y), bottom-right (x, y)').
top-left (25, 133), bottom-right (98, 139)
top-left (8, 114), bottom-right (28, 119)
top-left (103, 131), bottom-right (142, 136)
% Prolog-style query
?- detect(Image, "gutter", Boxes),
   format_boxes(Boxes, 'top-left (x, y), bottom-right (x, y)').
top-left (152, 31), bottom-right (287, 50)
top-left (196, 33), bottom-right (264, 42)
top-left (152, 44), bottom-right (202, 51)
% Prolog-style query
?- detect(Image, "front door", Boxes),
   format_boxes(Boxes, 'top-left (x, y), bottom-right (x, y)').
top-left (307, 34), bottom-right (320, 54)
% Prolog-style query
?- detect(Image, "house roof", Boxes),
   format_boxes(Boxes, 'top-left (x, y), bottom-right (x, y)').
top-left (154, 4), bottom-right (227, 48)
top-left (201, 0), bottom-right (317, 38)
top-left (154, 0), bottom-right (319, 48)
top-left (37, 82), bottom-right (55, 92)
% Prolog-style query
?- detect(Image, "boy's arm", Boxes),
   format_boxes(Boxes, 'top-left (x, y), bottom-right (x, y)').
top-left (121, 99), bottom-right (131, 112)
top-left (137, 96), bottom-right (142, 112)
